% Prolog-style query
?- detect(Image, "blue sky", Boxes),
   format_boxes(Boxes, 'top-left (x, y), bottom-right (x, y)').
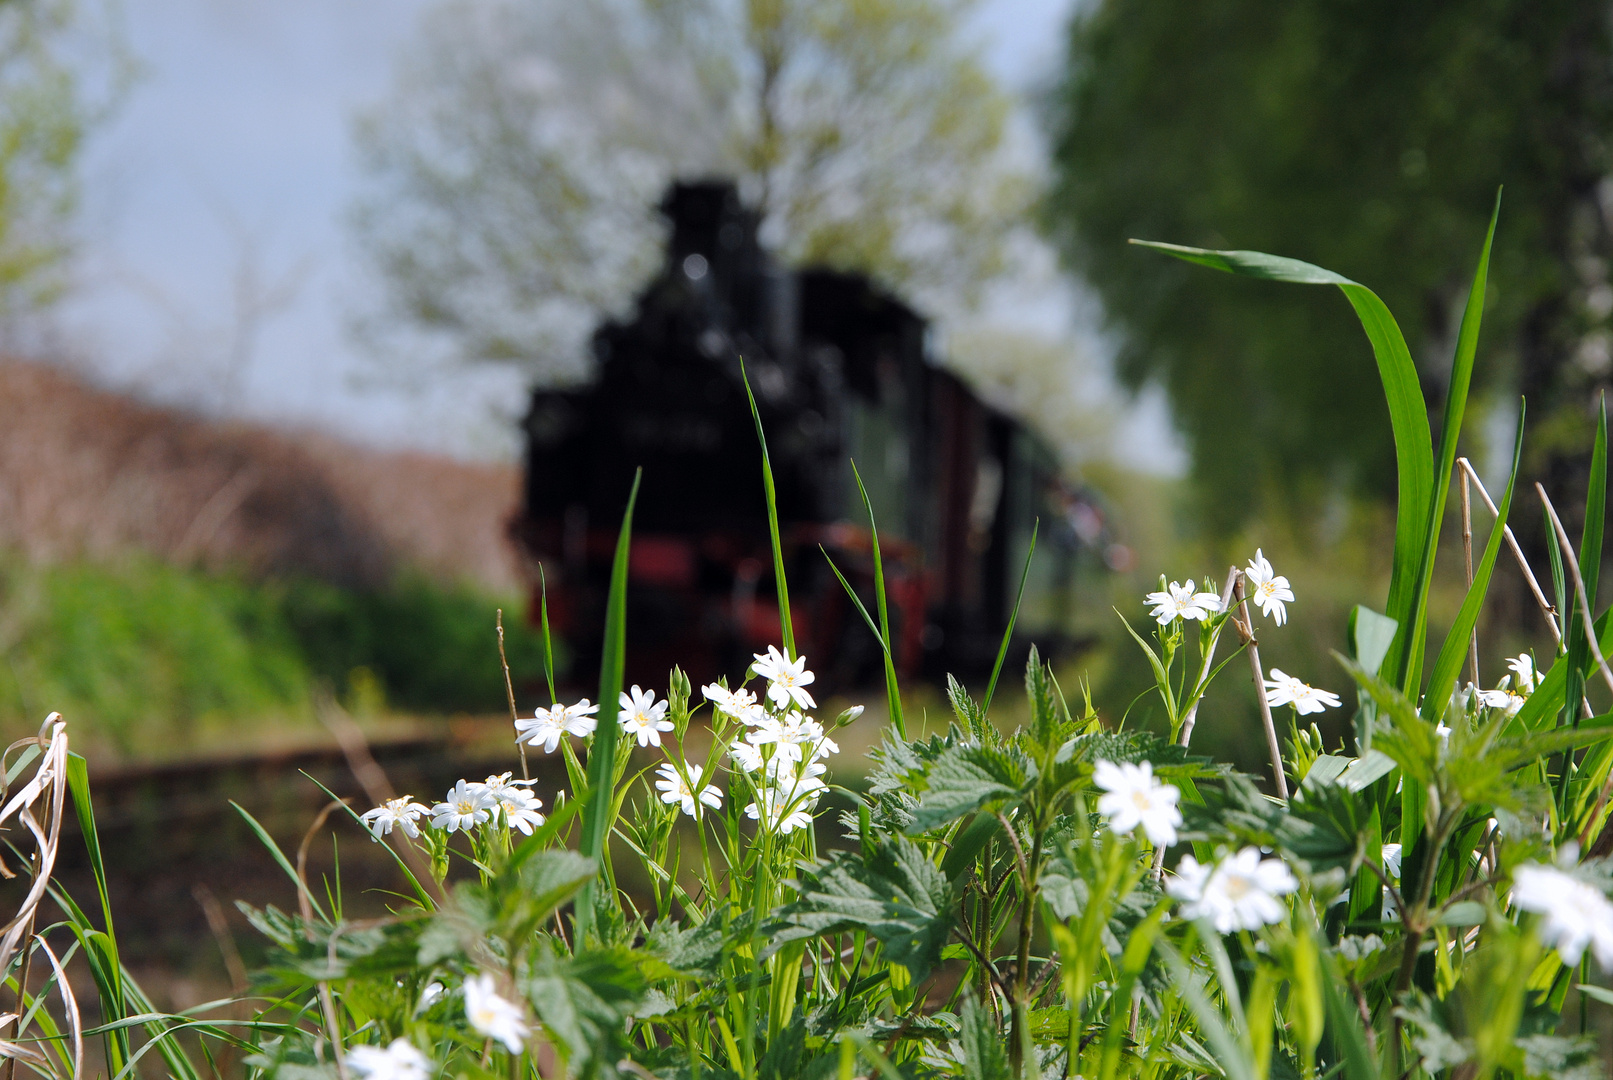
top-left (54, 0), bottom-right (1182, 472)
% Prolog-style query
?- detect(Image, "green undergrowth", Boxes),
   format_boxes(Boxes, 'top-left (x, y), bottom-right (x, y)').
top-left (0, 554), bottom-right (554, 757)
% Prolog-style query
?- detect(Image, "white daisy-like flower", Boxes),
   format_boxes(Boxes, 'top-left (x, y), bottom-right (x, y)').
top-left (1382, 843), bottom-right (1402, 879)
top-left (417, 981), bottom-right (444, 1013)
top-left (1475, 678), bottom-right (1526, 717)
top-left (745, 787), bottom-right (815, 834)
top-left (359, 796), bottom-right (431, 841)
top-left (752, 645), bottom-right (817, 710)
top-left (431, 779), bottom-right (495, 833)
top-left (463, 973), bottom-right (527, 1053)
top-left (1093, 759), bottom-right (1182, 847)
top-left (514, 706), bottom-right (565, 753)
top-left (1166, 847), bottom-right (1298, 933)
top-left (654, 761), bottom-right (723, 818)
top-left (1263, 668), bottom-right (1342, 715)
top-left (1507, 654), bottom-right (1537, 696)
top-left (618, 685), bottom-right (673, 747)
top-left (729, 739), bottom-right (765, 773)
top-left (1512, 863), bottom-right (1613, 969)
top-left (746, 712), bottom-right (813, 763)
top-left (492, 786), bottom-right (546, 834)
top-left (769, 757), bottom-right (828, 799)
top-left (1145, 580), bottom-right (1223, 625)
top-left (347, 1038), bottom-right (430, 1080)
top-left (557, 698), bottom-right (600, 737)
top-left (1244, 549), bottom-right (1296, 626)
top-left (703, 683), bottom-right (767, 725)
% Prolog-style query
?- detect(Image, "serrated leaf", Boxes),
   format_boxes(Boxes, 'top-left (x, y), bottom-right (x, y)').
top-left (765, 836), bottom-right (955, 982)
top-left (905, 744), bottom-right (1031, 833)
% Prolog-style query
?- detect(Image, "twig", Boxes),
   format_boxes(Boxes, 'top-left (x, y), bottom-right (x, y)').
top-left (1231, 575), bottom-right (1289, 800)
top-left (1461, 467), bottom-right (1479, 688)
top-left (193, 884), bottom-right (248, 994)
top-left (1538, 484), bottom-right (1613, 699)
top-left (497, 610), bottom-right (529, 780)
top-left (1459, 459), bottom-right (1561, 647)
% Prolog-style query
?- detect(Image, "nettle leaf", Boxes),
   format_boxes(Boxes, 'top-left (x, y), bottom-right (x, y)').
top-left (948, 674), bottom-right (989, 742)
top-left (906, 743), bottom-right (1035, 833)
top-left (955, 992), bottom-right (1012, 1080)
top-left (526, 943), bottom-right (646, 1075)
top-left (1041, 855), bottom-right (1159, 954)
top-left (643, 914), bottom-right (724, 980)
top-left (765, 836), bottom-right (955, 982)
top-left (240, 904), bottom-right (425, 985)
top-left (1518, 1034), bottom-right (1602, 1080)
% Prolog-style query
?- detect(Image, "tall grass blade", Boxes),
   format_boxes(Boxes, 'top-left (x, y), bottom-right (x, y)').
top-left (852, 461), bottom-right (905, 738)
top-left (1130, 239), bottom-right (1433, 689)
top-left (982, 520), bottom-right (1038, 713)
top-left (576, 468), bottom-right (640, 943)
top-left (1422, 402), bottom-right (1523, 722)
top-left (230, 801), bottom-right (328, 923)
top-left (1400, 191), bottom-right (1501, 695)
top-left (1564, 395), bottom-right (1607, 729)
top-left (539, 562), bottom-right (557, 703)
top-left (64, 756), bottom-right (132, 1073)
top-left (742, 362), bottom-right (795, 657)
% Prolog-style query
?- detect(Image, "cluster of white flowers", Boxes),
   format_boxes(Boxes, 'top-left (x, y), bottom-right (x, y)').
top-left (710, 646), bottom-right (841, 834)
top-left (359, 773), bottom-right (545, 841)
top-left (1167, 847), bottom-right (1299, 933)
top-left (348, 1039), bottom-right (430, 1080)
top-left (1145, 580), bottom-right (1222, 625)
top-left (1511, 861), bottom-right (1613, 969)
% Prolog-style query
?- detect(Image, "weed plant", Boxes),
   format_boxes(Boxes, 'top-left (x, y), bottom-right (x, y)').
top-left (8, 197), bottom-right (1613, 1079)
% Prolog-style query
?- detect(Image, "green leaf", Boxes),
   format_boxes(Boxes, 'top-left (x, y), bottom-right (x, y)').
top-left (905, 744), bottom-right (1031, 834)
top-left (957, 992), bottom-right (1011, 1080)
top-left (946, 675), bottom-right (989, 743)
top-left (983, 520), bottom-right (1037, 712)
top-left (765, 836), bottom-right (956, 982)
top-left (576, 468), bottom-right (640, 942)
top-left (1132, 239), bottom-right (1433, 695)
top-left (852, 459), bottom-right (905, 739)
top-left (525, 943), bottom-right (646, 1070)
top-left (1349, 605), bottom-right (1399, 751)
top-left (1421, 399), bottom-right (1524, 723)
top-left (743, 362), bottom-right (795, 657)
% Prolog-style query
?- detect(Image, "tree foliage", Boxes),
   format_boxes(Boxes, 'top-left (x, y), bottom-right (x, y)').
top-left (1045, 0), bottom-right (1613, 530)
top-left (354, 0), bottom-right (1031, 381)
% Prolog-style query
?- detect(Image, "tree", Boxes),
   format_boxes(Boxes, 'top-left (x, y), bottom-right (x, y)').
top-left (1044, 0), bottom-right (1613, 532)
top-left (352, 0), bottom-right (1032, 382)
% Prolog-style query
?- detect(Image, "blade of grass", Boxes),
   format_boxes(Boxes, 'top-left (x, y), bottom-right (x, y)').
top-left (982, 520), bottom-right (1038, 713)
top-left (65, 754), bottom-right (131, 1074)
top-left (230, 801), bottom-right (328, 924)
top-left (852, 460), bottom-right (905, 739)
top-left (539, 562), bottom-right (557, 703)
top-left (575, 468), bottom-right (640, 944)
top-left (741, 361), bottom-right (794, 657)
top-left (1130, 239), bottom-right (1433, 691)
top-left (1396, 191), bottom-right (1501, 695)
top-left (1421, 401), bottom-right (1523, 723)
top-left (1563, 395), bottom-right (1607, 732)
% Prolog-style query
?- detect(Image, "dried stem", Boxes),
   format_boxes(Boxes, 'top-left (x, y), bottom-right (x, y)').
top-left (1461, 467), bottom-right (1479, 688)
top-left (497, 609), bottom-right (529, 780)
top-left (1538, 484), bottom-right (1613, 698)
top-left (1458, 459), bottom-right (1561, 647)
top-left (1231, 575), bottom-right (1288, 800)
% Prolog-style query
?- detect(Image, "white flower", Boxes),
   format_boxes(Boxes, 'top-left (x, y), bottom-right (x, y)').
top-left (1244, 549), bottom-right (1296, 626)
top-left (516, 700), bottom-right (598, 751)
top-left (463, 973), bottom-right (527, 1053)
top-left (492, 786), bottom-right (546, 835)
top-left (1145, 580), bottom-right (1222, 625)
top-left (730, 740), bottom-right (765, 773)
top-left (1512, 863), bottom-right (1613, 969)
top-left (618, 685), bottom-right (673, 747)
top-left (1381, 843), bottom-right (1402, 880)
top-left (1507, 654), bottom-right (1537, 696)
top-left (359, 797), bottom-right (431, 841)
top-left (1476, 679), bottom-right (1525, 717)
top-left (1093, 760), bottom-right (1182, 847)
top-left (654, 761), bottom-right (723, 818)
top-left (1166, 847), bottom-right (1298, 933)
top-left (431, 779), bottom-right (495, 833)
top-left (703, 683), bottom-right (767, 725)
top-left (1263, 668), bottom-right (1342, 715)
top-left (557, 699), bottom-right (601, 737)
top-left (417, 981), bottom-right (444, 1012)
top-left (769, 758), bottom-right (828, 799)
top-left (752, 645), bottom-right (817, 710)
top-left (745, 787), bottom-right (815, 834)
top-left (348, 1038), bottom-right (430, 1080)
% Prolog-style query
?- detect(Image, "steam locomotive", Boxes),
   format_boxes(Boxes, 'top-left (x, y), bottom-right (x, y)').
top-left (511, 181), bottom-right (1107, 689)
